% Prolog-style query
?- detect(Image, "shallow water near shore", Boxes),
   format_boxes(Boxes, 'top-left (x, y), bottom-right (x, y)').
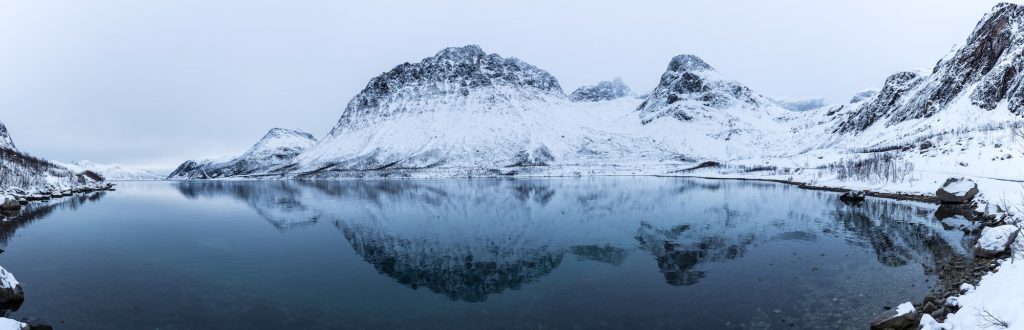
top-left (0, 178), bottom-right (974, 329)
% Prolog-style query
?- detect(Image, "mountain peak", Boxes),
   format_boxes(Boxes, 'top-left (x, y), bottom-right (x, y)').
top-left (0, 121), bottom-right (15, 150)
top-left (569, 77), bottom-right (632, 102)
top-left (433, 44), bottom-right (487, 61)
top-left (330, 45), bottom-right (563, 134)
top-left (668, 54), bottom-right (714, 72)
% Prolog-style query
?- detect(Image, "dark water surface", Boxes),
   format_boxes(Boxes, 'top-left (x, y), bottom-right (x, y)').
top-left (0, 178), bottom-right (974, 329)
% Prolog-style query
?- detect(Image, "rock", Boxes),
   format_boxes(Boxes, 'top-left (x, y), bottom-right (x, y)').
top-left (839, 190), bottom-right (866, 203)
top-left (918, 314), bottom-right (942, 330)
top-left (0, 266), bottom-right (23, 304)
top-left (0, 318), bottom-right (28, 330)
top-left (19, 317), bottom-right (53, 330)
top-left (870, 302), bottom-right (919, 330)
top-left (973, 225), bottom-right (1020, 257)
top-left (935, 177), bottom-right (979, 204)
top-left (0, 196), bottom-right (20, 212)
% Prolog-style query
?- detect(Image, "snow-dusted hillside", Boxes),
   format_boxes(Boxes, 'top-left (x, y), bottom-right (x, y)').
top-left (168, 128), bottom-right (317, 179)
top-left (0, 120), bottom-right (106, 193)
top-left (55, 160), bottom-right (164, 181)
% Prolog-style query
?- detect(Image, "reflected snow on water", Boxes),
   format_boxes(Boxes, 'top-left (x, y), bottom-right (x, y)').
top-left (0, 178), bottom-right (973, 329)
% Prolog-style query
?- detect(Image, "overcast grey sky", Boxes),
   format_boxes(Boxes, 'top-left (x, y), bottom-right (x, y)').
top-left (0, 0), bottom-right (1015, 170)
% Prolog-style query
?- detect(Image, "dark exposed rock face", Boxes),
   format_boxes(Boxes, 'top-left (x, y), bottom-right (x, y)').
top-left (332, 45), bottom-right (564, 134)
top-left (569, 77), bottom-right (631, 102)
top-left (836, 3), bottom-right (1024, 133)
top-left (834, 72), bottom-right (923, 133)
top-left (636, 54), bottom-right (766, 124)
top-left (935, 177), bottom-right (979, 204)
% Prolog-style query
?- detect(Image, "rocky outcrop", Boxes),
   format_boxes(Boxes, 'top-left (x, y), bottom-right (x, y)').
top-left (839, 190), bottom-right (866, 203)
top-left (973, 224), bottom-right (1019, 257)
top-left (0, 121), bottom-right (15, 151)
top-left (935, 178), bottom-right (979, 204)
top-left (569, 77), bottom-right (631, 102)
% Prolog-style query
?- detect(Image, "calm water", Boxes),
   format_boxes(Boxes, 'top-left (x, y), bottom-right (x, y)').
top-left (0, 178), bottom-right (974, 329)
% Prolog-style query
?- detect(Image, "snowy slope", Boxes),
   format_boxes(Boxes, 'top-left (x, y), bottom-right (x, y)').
top-left (55, 160), bottom-right (164, 181)
top-left (0, 120), bottom-right (104, 193)
top-left (168, 128), bottom-right (316, 179)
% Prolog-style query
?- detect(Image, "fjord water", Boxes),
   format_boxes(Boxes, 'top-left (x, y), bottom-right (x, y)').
top-left (0, 178), bottom-right (971, 329)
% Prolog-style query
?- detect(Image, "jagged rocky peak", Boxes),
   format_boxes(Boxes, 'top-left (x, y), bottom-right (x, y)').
top-left (834, 71), bottom-right (924, 133)
top-left (0, 120), bottom-right (15, 151)
top-left (636, 54), bottom-right (767, 123)
top-left (569, 77), bottom-right (632, 102)
top-left (332, 44), bottom-right (564, 133)
top-left (667, 54), bottom-right (714, 72)
top-left (837, 2), bottom-right (1024, 134)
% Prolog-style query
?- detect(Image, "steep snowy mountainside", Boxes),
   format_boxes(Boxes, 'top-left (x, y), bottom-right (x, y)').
top-left (833, 3), bottom-right (1024, 138)
top-left (0, 121), bottom-right (15, 151)
top-left (569, 77), bottom-right (632, 102)
top-left (848, 90), bottom-right (877, 103)
top-left (168, 128), bottom-right (316, 179)
top-left (55, 160), bottom-right (164, 181)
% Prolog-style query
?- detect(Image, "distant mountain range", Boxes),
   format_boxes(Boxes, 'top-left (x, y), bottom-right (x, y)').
top-left (123, 3), bottom-right (1024, 179)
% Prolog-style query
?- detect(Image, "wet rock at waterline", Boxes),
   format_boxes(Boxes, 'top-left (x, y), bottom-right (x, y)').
top-left (935, 178), bottom-right (978, 204)
top-left (0, 267), bottom-right (23, 304)
top-left (0, 196), bottom-right (20, 212)
top-left (973, 225), bottom-right (1020, 257)
top-left (869, 302), bottom-right (918, 330)
top-left (839, 190), bottom-right (866, 203)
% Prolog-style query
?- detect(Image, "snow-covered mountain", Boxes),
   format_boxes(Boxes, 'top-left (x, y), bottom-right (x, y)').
top-left (55, 160), bottom-right (164, 181)
top-left (569, 77), bottom-right (631, 102)
top-left (168, 128), bottom-right (316, 179)
top-left (164, 3), bottom-right (1024, 181)
top-left (0, 120), bottom-right (105, 192)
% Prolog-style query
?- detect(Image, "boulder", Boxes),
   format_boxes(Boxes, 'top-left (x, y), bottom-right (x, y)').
top-left (870, 302), bottom-right (919, 329)
top-left (935, 178), bottom-right (978, 204)
top-left (839, 190), bottom-right (867, 203)
top-left (0, 196), bottom-right (20, 212)
top-left (973, 225), bottom-right (1020, 257)
top-left (0, 318), bottom-right (28, 330)
top-left (0, 266), bottom-right (23, 304)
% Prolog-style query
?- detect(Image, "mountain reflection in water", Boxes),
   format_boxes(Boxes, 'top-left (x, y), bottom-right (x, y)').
top-left (174, 178), bottom-right (973, 302)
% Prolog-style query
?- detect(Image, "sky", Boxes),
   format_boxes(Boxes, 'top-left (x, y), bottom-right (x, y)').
top-left (0, 0), bottom-right (1017, 171)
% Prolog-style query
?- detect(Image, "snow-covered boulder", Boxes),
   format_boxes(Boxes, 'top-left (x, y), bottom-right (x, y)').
top-left (869, 302), bottom-right (919, 330)
top-left (973, 225), bottom-right (1019, 257)
top-left (0, 195), bottom-right (20, 212)
top-left (935, 178), bottom-right (979, 204)
top-left (0, 318), bottom-right (27, 330)
top-left (0, 267), bottom-right (23, 304)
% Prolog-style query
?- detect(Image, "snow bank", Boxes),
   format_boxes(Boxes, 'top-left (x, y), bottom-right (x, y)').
top-left (940, 256), bottom-right (1024, 329)
top-left (0, 318), bottom-right (26, 330)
